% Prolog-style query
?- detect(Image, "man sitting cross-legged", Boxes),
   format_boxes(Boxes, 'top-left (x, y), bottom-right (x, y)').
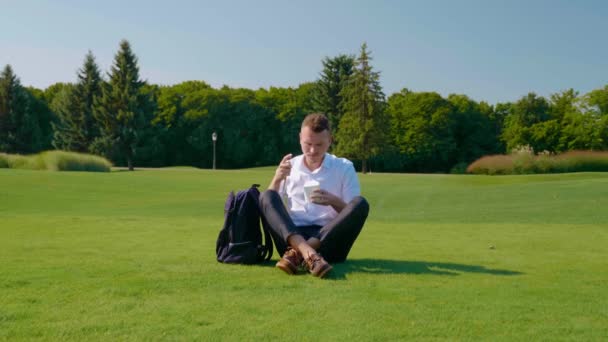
top-left (260, 113), bottom-right (369, 278)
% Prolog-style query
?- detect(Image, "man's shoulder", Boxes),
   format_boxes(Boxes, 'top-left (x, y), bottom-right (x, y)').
top-left (326, 154), bottom-right (354, 170)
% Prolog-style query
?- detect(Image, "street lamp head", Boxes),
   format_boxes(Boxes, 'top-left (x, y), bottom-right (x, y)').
top-left (212, 131), bottom-right (217, 170)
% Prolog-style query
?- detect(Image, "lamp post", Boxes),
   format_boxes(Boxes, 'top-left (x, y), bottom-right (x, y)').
top-left (212, 131), bottom-right (217, 170)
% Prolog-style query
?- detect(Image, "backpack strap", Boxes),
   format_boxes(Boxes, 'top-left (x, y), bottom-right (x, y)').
top-left (250, 184), bottom-right (273, 262)
top-left (260, 215), bottom-right (273, 261)
top-left (216, 191), bottom-right (236, 261)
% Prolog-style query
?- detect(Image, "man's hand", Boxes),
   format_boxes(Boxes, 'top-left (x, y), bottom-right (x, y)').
top-left (310, 188), bottom-right (346, 212)
top-left (268, 154), bottom-right (292, 191)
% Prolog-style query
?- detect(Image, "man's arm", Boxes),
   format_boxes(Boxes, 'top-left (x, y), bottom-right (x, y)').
top-left (310, 161), bottom-right (359, 212)
top-left (268, 154), bottom-right (293, 191)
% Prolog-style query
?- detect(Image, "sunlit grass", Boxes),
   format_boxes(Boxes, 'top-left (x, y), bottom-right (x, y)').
top-left (1, 169), bottom-right (607, 340)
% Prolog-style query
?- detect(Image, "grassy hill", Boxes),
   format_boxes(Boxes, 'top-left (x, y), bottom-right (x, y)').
top-left (1, 169), bottom-right (607, 340)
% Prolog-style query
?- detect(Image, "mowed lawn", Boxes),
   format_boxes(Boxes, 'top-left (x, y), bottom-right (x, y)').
top-left (1, 168), bottom-right (607, 340)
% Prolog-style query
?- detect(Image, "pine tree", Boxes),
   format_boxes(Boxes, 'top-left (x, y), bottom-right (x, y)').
top-left (313, 54), bottom-right (354, 130)
top-left (0, 65), bottom-right (16, 150)
top-left (50, 84), bottom-right (78, 150)
top-left (0, 65), bottom-right (37, 153)
top-left (52, 51), bottom-right (102, 152)
top-left (334, 43), bottom-right (387, 173)
top-left (93, 40), bottom-right (147, 170)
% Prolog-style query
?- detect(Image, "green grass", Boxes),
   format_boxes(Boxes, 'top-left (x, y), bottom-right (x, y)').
top-left (1, 169), bottom-right (607, 340)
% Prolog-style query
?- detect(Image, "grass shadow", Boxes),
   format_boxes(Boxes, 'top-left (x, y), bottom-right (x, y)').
top-left (327, 258), bottom-right (523, 280)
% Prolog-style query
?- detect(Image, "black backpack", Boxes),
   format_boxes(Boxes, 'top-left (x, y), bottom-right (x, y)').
top-left (216, 184), bottom-right (274, 264)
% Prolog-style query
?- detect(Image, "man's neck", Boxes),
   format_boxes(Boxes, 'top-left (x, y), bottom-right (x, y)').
top-left (304, 155), bottom-right (324, 172)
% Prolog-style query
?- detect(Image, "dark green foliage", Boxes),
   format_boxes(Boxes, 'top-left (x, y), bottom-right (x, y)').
top-left (92, 40), bottom-right (150, 170)
top-left (387, 90), bottom-right (455, 172)
top-left (585, 85), bottom-right (608, 115)
top-left (501, 92), bottom-right (552, 152)
top-left (4, 39), bottom-right (608, 173)
top-left (448, 94), bottom-right (500, 165)
top-left (52, 51), bottom-right (102, 152)
top-left (145, 81), bottom-right (315, 169)
top-left (24, 87), bottom-right (55, 151)
top-left (254, 85), bottom-right (310, 161)
top-left (334, 43), bottom-right (387, 173)
top-left (312, 54), bottom-right (354, 129)
top-left (0, 65), bottom-right (46, 153)
top-left (152, 81), bottom-right (211, 166)
top-left (0, 65), bottom-right (20, 150)
top-left (131, 84), bottom-right (166, 167)
top-left (528, 119), bottom-right (561, 153)
top-left (49, 83), bottom-right (77, 150)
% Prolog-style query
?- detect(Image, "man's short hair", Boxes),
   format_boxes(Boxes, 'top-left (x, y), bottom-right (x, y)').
top-left (302, 113), bottom-right (331, 133)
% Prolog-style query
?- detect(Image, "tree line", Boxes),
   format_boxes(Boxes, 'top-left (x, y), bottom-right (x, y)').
top-left (1, 40), bottom-right (607, 172)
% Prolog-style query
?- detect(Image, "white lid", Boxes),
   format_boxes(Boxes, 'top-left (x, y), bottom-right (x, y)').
top-left (304, 180), bottom-right (319, 187)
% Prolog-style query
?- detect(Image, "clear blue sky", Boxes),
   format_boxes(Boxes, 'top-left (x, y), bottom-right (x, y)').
top-left (2, 0), bottom-right (607, 104)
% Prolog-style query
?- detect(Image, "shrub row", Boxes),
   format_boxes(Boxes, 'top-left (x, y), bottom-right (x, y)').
top-left (467, 150), bottom-right (608, 175)
top-left (0, 151), bottom-right (112, 172)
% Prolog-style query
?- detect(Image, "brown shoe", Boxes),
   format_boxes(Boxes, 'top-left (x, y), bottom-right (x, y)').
top-left (305, 253), bottom-right (332, 278)
top-left (276, 248), bottom-right (303, 275)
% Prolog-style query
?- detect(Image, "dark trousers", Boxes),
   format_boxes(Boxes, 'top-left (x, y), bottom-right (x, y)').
top-left (259, 190), bottom-right (369, 263)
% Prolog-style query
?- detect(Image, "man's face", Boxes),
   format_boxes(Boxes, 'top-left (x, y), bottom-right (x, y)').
top-left (299, 126), bottom-right (331, 165)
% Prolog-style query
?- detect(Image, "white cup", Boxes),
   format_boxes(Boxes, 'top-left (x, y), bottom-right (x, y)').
top-left (303, 180), bottom-right (320, 203)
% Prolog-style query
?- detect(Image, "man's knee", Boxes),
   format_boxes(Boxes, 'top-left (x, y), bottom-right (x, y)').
top-left (259, 189), bottom-right (279, 207)
top-left (350, 196), bottom-right (370, 218)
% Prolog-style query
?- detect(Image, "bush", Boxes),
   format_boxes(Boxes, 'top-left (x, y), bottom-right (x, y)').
top-left (466, 155), bottom-right (514, 175)
top-left (534, 152), bottom-right (553, 174)
top-left (467, 150), bottom-right (608, 175)
top-left (41, 151), bottom-right (112, 172)
top-left (0, 153), bottom-right (8, 168)
top-left (511, 146), bottom-right (535, 174)
top-left (0, 151), bottom-right (112, 172)
top-left (554, 151), bottom-right (608, 173)
top-left (0, 153), bottom-right (38, 169)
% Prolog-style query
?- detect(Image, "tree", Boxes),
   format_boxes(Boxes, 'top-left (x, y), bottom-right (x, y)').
top-left (24, 87), bottom-right (55, 151)
top-left (548, 89), bottom-right (581, 152)
top-left (313, 54), bottom-right (354, 130)
top-left (448, 94), bottom-right (499, 166)
top-left (585, 85), bottom-right (608, 150)
top-left (490, 102), bottom-right (512, 153)
top-left (153, 81), bottom-right (211, 166)
top-left (563, 85), bottom-right (608, 151)
top-left (52, 51), bottom-right (103, 152)
top-left (585, 85), bottom-right (608, 116)
top-left (93, 40), bottom-right (149, 170)
top-left (550, 88), bottom-right (579, 122)
top-left (528, 119), bottom-right (561, 153)
top-left (0, 65), bottom-right (43, 153)
top-left (334, 43), bottom-right (387, 173)
top-left (558, 110), bottom-right (594, 150)
top-left (388, 90), bottom-right (455, 172)
top-left (50, 84), bottom-right (78, 151)
top-left (501, 92), bottom-right (551, 152)
top-left (0, 65), bottom-right (21, 151)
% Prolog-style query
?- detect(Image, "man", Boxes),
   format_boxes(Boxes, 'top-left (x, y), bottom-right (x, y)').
top-left (260, 113), bottom-right (369, 278)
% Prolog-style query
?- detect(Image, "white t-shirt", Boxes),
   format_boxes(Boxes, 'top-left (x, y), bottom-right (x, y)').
top-left (281, 153), bottom-right (360, 226)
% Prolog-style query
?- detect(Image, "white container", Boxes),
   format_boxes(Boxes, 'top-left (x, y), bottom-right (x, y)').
top-left (303, 180), bottom-right (320, 203)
